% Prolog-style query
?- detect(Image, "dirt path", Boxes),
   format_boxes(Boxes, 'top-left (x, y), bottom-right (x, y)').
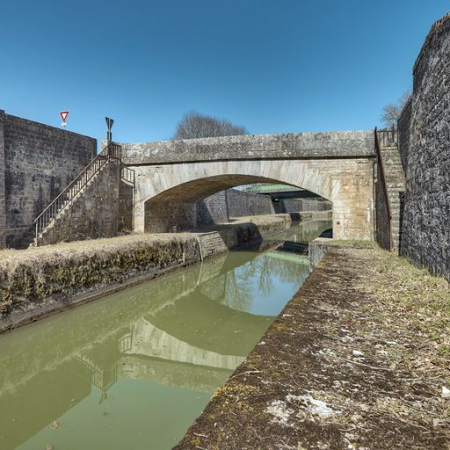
top-left (174, 244), bottom-right (450, 450)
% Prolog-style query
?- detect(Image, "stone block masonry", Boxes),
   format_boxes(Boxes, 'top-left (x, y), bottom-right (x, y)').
top-left (196, 191), bottom-right (229, 226)
top-left (131, 157), bottom-right (375, 241)
top-left (0, 110), bottom-right (97, 248)
top-left (273, 197), bottom-right (332, 214)
top-left (0, 111), bottom-right (6, 248)
top-left (196, 189), bottom-right (274, 226)
top-left (37, 161), bottom-right (121, 246)
top-left (375, 157), bottom-right (391, 251)
top-left (398, 13), bottom-right (450, 280)
top-left (226, 189), bottom-right (275, 218)
top-left (119, 130), bottom-right (375, 166)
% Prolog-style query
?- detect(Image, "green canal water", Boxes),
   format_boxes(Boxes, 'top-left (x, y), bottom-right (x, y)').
top-left (0, 220), bottom-right (331, 450)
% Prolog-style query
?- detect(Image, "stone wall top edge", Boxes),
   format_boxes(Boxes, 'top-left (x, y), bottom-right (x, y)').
top-left (398, 95), bottom-right (413, 124)
top-left (119, 130), bottom-right (374, 148)
top-left (413, 12), bottom-right (450, 75)
top-left (4, 111), bottom-right (97, 142)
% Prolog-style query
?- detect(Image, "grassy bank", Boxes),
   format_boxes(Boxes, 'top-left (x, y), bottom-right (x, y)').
top-left (0, 214), bottom-right (293, 329)
top-left (0, 233), bottom-right (199, 317)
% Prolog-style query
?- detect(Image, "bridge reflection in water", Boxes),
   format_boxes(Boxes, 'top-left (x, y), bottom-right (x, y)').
top-left (0, 220), bottom-right (330, 450)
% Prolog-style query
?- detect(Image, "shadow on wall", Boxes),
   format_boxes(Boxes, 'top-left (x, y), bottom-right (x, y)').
top-left (196, 191), bottom-right (229, 226)
top-left (273, 198), bottom-right (332, 214)
top-left (195, 190), bottom-right (331, 230)
top-left (143, 174), bottom-right (335, 234)
top-left (196, 189), bottom-right (275, 227)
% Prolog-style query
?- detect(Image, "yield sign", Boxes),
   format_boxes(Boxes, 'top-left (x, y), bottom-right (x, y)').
top-left (60, 111), bottom-right (69, 123)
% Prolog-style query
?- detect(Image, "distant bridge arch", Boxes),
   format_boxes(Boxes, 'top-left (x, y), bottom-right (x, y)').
top-left (120, 131), bottom-right (376, 240)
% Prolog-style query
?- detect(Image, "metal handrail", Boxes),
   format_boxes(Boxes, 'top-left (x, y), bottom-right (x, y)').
top-left (374, 127), bottom-right (393, 252)
top-left (377, 125), bottom-right (398, 147)
top-left (121, 166), bottom-right (135, 185)
top-left (34, 143), bottom-right (122, 241)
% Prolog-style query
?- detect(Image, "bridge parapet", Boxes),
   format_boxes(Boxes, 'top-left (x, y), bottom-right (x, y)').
top-left (119, 130), bottom-right (374, 166)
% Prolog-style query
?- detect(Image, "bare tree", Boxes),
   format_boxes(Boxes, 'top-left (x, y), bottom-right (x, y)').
top-left (172, 111), bottom-right (248, 140)
top-left (380, 90), bottom-right (412, 127)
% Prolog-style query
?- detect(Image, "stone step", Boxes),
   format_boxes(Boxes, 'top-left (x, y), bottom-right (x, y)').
top-left (383, 167), bottom-right (403, 173)
top-left (387, 181), bottom-right (405, 188)
top-left (36, 163), bottom-right (110, 245)
top-left (377, 143), bottom-right (406, 254)
top-left (382, 160), bottom-right (403, 167)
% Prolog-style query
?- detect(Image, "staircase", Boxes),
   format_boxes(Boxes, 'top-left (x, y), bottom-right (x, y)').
top-left (33, 143), bottom-right (122, 246)
top-left (375, 128), bottom-right (405, 251)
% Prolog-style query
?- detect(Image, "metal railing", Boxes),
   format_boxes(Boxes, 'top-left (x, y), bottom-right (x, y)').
top-left (377, 125), bottom-right (398, 147)
top-left (374, 128), bottom-right (393, 252)
top-left (121, 166), bottom-right (135, 185)
top-left (34, 143), bottom-right (122, 242)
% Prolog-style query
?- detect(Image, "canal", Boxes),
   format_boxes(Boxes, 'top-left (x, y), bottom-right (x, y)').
top-left (0, 220), bottom-right (331, 450)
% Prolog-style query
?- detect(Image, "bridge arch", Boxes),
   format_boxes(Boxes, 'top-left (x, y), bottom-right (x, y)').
top-left (129, 158), bottom-right (374, 240)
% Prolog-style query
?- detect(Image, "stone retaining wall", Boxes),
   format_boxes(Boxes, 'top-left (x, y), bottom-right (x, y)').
top-left (226, 189), bottom-right (275, 218)
top-left (398, 13), bottom-right (450, 280)
top-left (37, 161), bottom-right (121, 246)
top-left (273, 198), bottom-right (332, 214)
top-left (214, 214), bottom-right (291, 250)
top-left (196, 190), bottom-right (330, 227)
top-left (196, 189), bottom-right (275, 226)
top-left (309, 237), bottom-right (333, 270)
top-left (0, 234), bottom-right (201, 331)
top-left (196, 191), bottom-right (229, 226)
top-left (0, 110), bottom-right (96, 248)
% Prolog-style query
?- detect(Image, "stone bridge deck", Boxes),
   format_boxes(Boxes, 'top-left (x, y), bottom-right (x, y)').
top-left (119, 130), bottom-right (375, 165)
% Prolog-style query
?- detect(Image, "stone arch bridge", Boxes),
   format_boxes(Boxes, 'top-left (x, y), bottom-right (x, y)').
top-left (119, 130), bottom-right (376, 240)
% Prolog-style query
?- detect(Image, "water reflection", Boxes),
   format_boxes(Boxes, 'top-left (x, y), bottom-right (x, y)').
top-left (278, 218), bottom-right (332, 243)
top-left (0, 221), bottom-right (328, 450)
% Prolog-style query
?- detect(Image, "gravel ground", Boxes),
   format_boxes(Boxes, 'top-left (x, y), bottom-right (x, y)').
top-left (174, 244), bottom-right (450, 450)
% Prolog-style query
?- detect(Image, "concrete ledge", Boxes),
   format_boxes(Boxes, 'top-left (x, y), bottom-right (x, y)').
top-left (309, 237), bottom-right (334, 270)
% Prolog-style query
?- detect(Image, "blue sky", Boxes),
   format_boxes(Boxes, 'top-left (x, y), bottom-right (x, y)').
top-left (0, 1), bottom-right (448, 143)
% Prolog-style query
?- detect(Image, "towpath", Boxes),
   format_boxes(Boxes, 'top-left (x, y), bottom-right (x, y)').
top-left (174, 243), bottom-right (450, 450)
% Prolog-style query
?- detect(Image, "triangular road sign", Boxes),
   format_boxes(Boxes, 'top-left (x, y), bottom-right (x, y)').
top-left (60, 111), bottom-right (69, 122)
top-left (105, 117), bottom-right (114, 131)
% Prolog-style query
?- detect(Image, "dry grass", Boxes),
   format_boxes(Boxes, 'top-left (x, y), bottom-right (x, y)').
top-left (175, 244), bottom-right (450, 450)
top-left (0, 233), bottom-right (194, 262)
top-left (360, 247), bottom-right (450, 380)
top-left (0, 233), bottom-right (199, 316)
